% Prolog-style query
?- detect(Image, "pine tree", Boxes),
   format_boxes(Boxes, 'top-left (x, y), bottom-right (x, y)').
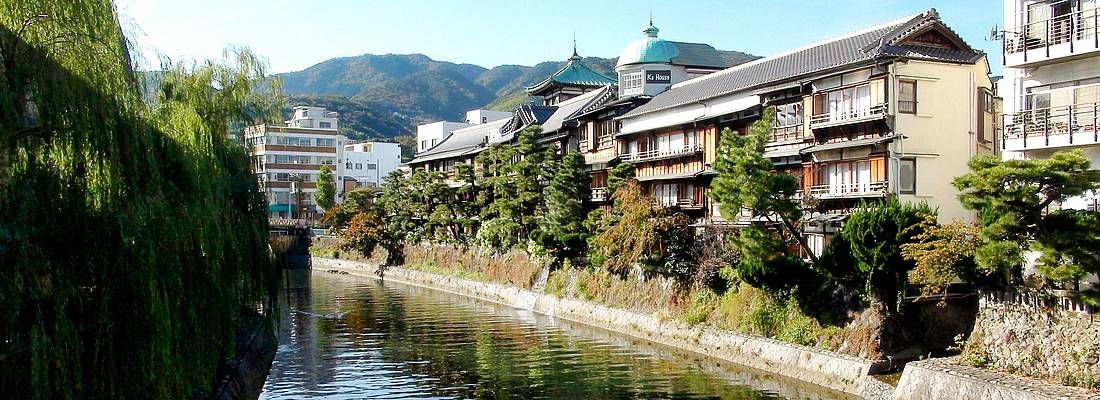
top-left (708, 106), bottom-right (814, 290)
top-left (953, 150), bottom-right (1100, 303)
top-left (539, 151), bottom-right (591, 259)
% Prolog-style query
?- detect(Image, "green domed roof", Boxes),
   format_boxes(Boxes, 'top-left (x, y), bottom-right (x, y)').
top-left (616, 23), bottom-right (680, 68)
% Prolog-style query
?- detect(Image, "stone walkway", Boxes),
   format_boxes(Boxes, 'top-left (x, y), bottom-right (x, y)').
top-left (904, 357), bottom-right (1100, 400)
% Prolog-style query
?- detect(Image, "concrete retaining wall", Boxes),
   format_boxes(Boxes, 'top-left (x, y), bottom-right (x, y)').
top-left (315, 257), bottom-right (889, 398)
top-left (893, 358), bottom-right (1097, 400)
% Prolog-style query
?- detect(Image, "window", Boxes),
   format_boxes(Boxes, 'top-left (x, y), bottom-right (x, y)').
top-left (355, 163), bottom-right (363, 170)
top-left (898, 80), bottom-right (917, 114)
top-left (621, 72), bottom-right (644, 96)
top-left (654, 183), bottom-right (679, 206)
top-left (421, 140), bottom-right (428, 150)
top-left (772, 102), bottom-right (804, 141)
top-left (367, 163), bottom-right (377, 170)
top-left (806, 234), bottom-right (826, 258)
top-left (276, 155), bottom-right (290, 164)
top-left (899, 159), bottom-right (916, 194)
top-left (431, 139), bottom-right (437, 147)
top-left (481, 116), bottom-right (488, 123)
top-left (346, 162), bottom-right (352, 169)
top-left (319, 121), bottom-right (331, 129)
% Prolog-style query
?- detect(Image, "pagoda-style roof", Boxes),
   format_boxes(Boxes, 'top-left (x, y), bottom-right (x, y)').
top-left (525, 52), bottom-right (617, 96)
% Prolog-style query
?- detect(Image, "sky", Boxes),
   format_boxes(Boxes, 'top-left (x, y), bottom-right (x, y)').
top-left (117, 0), bottom-right (1005, 75)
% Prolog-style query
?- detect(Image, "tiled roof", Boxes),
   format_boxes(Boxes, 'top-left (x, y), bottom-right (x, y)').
top-left (407, 119), bottom-right (508, 165)
top-left (540, 86), bottom-right (616, 134)
top-left (621, 9), bottom-right (982, 120)
top-left (525, 54), bottom-right (617, 95)
top-left (669, 41), bottom-right (728, 68)
top-left (499, 103), bottom-right (557, 137)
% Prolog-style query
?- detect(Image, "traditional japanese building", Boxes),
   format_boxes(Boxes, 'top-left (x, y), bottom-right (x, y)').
top-left (617, 9), bottom-right (996, 255)
top-left (564, 21), bottom-right (732, 208)
top-left (525, 47), bottom-right (617, 106)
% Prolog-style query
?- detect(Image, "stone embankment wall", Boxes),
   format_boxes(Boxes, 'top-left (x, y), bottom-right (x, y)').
top-left (968, 290), bottom-right (1100, 385)
top-left (314, 257), bottom-right (891, 399)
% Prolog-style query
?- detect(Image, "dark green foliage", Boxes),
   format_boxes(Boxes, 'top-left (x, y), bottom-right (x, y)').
top-left (588, 181), bottom-right (697, 281)
top-left (954, 151), bottom-right (1100, 301)
top-left (605, 161), bottom-right (636, 204)
top-left (841, 198), bottom-right (934, 311)
top-left (0, 2), bottom-right (279, 398)
top-left (376, 171), bottom-right (416, 264)
top-left (317, 165), bottom-right (336, 212)
top-left (710, 106), bottom-right (814, 291)
top-left (474, 126), bottom-right (553, 250)
top-left (538, 151), bottom-right (591, 260)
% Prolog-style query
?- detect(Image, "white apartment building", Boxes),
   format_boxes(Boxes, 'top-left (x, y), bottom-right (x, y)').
top-left (1001, 0), bottom-right (1100, 211)
top-left (343, 141), bottom-right (402, 188)
top-left (245, 106), bottom-right (345, 219)
top-left (415, 109), bottom-right (511, 154)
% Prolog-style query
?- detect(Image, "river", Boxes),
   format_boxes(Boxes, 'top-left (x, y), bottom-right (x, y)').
top-left (260, 269), bottom-right (852, 399)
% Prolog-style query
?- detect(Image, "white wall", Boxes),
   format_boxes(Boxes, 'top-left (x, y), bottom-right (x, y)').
top-left (342, 142), bottom-right (402, 188)
top-left (465, 109), bottom-right (511, 125)
top-left (416, 121), bottom-right (470, 153)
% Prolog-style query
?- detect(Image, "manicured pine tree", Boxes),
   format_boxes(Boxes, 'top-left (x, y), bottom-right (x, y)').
top-left (539, 151), bottom-right (591, 259)
top-left (708, 106), bottom-right (814, 291)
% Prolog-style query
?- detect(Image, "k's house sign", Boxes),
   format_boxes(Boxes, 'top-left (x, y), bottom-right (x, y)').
top-left (645, 70), bottom-right (672, 84)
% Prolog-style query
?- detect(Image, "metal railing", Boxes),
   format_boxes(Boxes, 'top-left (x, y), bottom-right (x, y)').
top-left (810, 104), bottom-right (887, 127)
top-left (590, 187), bottom-right (608, 202)
top-left (623, 143), bottom-right (703, 162)
top-left (1004, 3), bottom-right (1099, 55)
top-left (1003, 101), bottom-right (1100, 147)
top-left (809, 181), bottom-right (888, 198)
top-left (653, 197), bottom-right (704, 209)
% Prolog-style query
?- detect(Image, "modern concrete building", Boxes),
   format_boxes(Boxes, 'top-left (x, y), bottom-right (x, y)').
top-left (343, 141), bottom-right (402, 189)
top-left (616, 9), bottom-right (996, 255)
top-left (1000, 0), bottom-right (1099, 211)
top-left (245, 106), bottom-right (344, 219)
top-left (414, 109), bottom-right (512, 155)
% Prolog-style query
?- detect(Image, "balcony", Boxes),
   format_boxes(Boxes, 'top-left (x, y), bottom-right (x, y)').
top-left (590, 187), bottom-right (608, 202)
top-left (1003, 4), bottom-right (1100, 67)
top-left (653, 197), bottom-right (705, 210)
top-left (623, 143), bottom-right (703, 163)
top-left (809, 181), bottom-right (888, 199)
top-left (1003, 101), bottom-right (1100, 151)
top-left (810, 104), bottom-right (887, 129)
top-left (770, 124), bottom-right (807, 144)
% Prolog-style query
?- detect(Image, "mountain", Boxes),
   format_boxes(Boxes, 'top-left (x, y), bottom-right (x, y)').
top-left (276, 50), bottom-right (758, 140)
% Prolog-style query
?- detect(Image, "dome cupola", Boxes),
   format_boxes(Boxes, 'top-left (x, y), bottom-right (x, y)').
top-left (616, 21), bottom-right (679, 68)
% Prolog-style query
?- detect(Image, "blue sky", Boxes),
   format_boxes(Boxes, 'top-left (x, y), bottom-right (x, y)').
top-left (118, 0), bottom-right (1004, 75)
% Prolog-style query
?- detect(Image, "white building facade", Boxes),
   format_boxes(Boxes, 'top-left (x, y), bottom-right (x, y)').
top-left (415, 109), bottom-right (512, 154)
top-left (1001, 0), bottom-right (1100, 211)
top-left (245, 106), bottom-right (346, 219)
top-left (343, 142), bottom-right (402, 188)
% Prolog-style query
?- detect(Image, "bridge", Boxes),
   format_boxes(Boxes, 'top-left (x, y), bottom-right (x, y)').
top-left (269, 219), bottom-right (313, 269)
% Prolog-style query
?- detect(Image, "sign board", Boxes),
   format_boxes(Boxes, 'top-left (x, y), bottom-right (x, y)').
top-left (645, 70), bottom-right (672, 84)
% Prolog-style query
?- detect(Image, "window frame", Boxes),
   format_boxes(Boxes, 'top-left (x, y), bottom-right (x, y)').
top-left (898, 158), bottom-right (917, 194)
top-left (898, 80), bottom-right (917, 114)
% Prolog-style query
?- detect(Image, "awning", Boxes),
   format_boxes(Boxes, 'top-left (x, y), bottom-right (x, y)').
top-left (800, 135), bottom-right (896, 154)
top-left (803, 213), bottom-right (850, 223)
top-left (617, 94), bottom-right (759, 136)
top-left (763, 147), bottom-right (802, 159)
top-left (636, 171), bottom-right (697, 182)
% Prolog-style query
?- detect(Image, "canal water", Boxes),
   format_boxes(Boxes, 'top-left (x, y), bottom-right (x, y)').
top-left (260, 270), bottom-right (852, 399)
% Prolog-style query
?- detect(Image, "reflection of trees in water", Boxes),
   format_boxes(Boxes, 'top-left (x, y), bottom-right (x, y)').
top-left (268, 273), bottom-right (801, 399)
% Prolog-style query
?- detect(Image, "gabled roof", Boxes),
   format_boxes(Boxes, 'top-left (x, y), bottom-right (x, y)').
top-left (621, 9), bottom-right (983, 120)
top-left (407, 119), bottom-right (509, 165)
top-left (539, 85), bottom-right (616, 134)
top-left (499, 103), bottom-right (557, 137)
top-left (525, 53), bottom-right (617, 95)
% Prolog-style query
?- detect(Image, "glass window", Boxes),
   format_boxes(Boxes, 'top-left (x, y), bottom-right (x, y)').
top-left (899, 159), bottom-right (916, 194)
top-left (898, 80), bottom-right (917, 114)
top-left (355, 163), bottom-right (363, 170)
top-left (319, 121), bottom-right (331, 129)
top-left (367, 163), bottom-right (377, 170)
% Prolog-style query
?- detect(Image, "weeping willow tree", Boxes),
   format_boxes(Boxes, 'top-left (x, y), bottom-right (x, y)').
top-left (1, 1), bottom-right (282, 398)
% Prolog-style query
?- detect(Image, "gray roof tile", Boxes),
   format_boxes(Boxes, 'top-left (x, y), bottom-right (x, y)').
top-left (621, 9), bottom-right (983, 120)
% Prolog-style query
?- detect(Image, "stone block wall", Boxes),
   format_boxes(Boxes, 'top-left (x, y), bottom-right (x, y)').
top-left (968, 290), bottom-right (1100, 385)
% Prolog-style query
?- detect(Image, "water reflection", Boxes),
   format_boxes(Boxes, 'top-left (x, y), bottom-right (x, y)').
top-left (261, 270), bottom-right (851, 399)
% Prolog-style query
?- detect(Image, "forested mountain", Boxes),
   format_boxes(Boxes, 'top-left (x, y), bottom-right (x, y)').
top-left (277, 50), bottom-right (758, 142)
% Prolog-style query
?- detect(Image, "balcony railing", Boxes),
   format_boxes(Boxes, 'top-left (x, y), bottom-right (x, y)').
top-left (653, 197), bottom-right (704, 209)
top-left (1003, 101), bottom-right (1100, 150)
top-left (590, 187), bottom-right (608, 202)
top-left (809, 181), bottom-right (888, 199)
top-left (770, 125), bottom-right (806, 143)
top-left (1004, 4), bottom-right (1099, 57)
top-left (810, 104), bottom-right (887, 128)
top-left (623, 143), bottom-right (703, 163)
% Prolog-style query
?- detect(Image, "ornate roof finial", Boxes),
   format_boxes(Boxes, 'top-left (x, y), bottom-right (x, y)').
top-left (570, 29), bottom-right (581, 60)
top-left (643, 13), bottom-right (659, 37)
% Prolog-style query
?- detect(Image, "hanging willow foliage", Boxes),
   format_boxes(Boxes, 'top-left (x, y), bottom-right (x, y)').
top-left (1, 0), bottom-right (282, 398)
